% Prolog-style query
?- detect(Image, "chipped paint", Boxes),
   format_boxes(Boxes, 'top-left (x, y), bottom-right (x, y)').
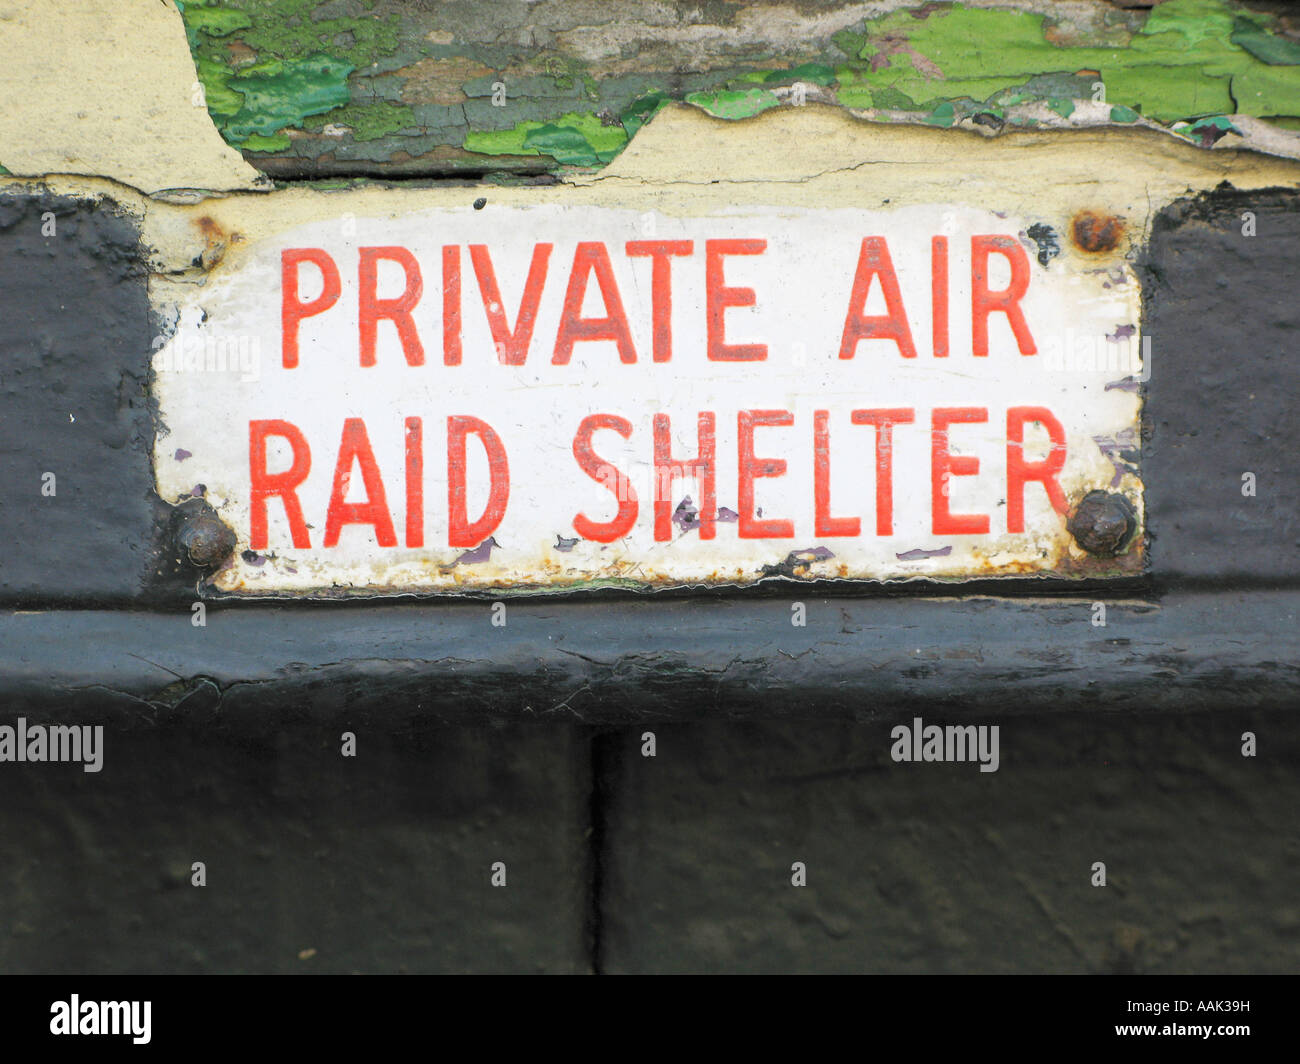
top-left (165, 0), bottom-right (1300, 179)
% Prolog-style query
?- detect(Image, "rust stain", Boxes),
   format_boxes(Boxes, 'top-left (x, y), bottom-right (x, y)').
top-left (1071, 211), bottom-right (1124, 253)
top-left (194, 214), bottom-right (230, 269)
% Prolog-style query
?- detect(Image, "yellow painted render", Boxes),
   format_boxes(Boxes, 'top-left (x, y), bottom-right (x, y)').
top-left (0, 0), bottom-right (267, 194)
top-left (1, 103), bottom-right (1294, 286)
top-left (119, 104), bottom-right (1299, 283)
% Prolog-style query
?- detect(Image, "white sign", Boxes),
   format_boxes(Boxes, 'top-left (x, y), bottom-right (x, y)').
top-left (152, 203), bottom-right (1144, 593)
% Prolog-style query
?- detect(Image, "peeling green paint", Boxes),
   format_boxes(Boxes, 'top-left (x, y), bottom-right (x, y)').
top-left (685, 89), bottom-right (781, 120)
top-left (178, 3), bottom-right (252, 39)
top-left (241, 132), bottom-right (292, 153)
top-left (465, 112), bottom-right (629, 168)
top-left (1174, 114), bottom-right (1243, 145)
top-left (302, 100), bottom-right (414, 142)
top-left (178, 0), bottom-right (399, 147)
top-left (1231, 17), bottom-right (1300, 66)
top-left (924, 101), bottom-right (957, 127)
top-left (620, 93), bottom-right (673, 140)
top-left (174, 0), bottom-right (1300, 176)
top-left (221, 55), bottom-right (355, 144)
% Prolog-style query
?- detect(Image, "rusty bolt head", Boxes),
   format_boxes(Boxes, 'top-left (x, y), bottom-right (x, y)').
top-left (1068, 491), bottom-right (1137, 556)
top-left (1071, 211), bottom-right (1124, 253)
top-left (174, 503), bottom-right (237, 569)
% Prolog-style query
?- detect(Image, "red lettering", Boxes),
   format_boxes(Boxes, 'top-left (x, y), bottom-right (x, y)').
top-left (706, 239), bottom-right (767, 362)
top-left (653, 412), bottom-right (716, 541)
top-left (442, 245), bottom-right (462, 367)
top-left (553, 242), bottom-right (637, 365)
top-left (738, 410), bottom-right (793, 538)
top-left (358, 246), bottom-right (424, 367)
top-left (931, 407), bottom-right (989, 535)
top-left (323, 418), bottom-right (397, 547)
top-left (814, 410), bottom-right (859, 537)
top-left (281, 249), bottom-right (341, 369)
top-left (851, 407), bottom-right (915, 536)
top-left (626, 240), bottom-right (693, 363)
top-left (838, 237), bottom-right (917, 360)
top-left (470, 243), bottom-right (551, 365)
top-left (405, 416), bottom-right (424, 548)
top-left (931, 235), bottom-right (949, 358)
top-left (447, 415), bottom-right (510, 547)
top-left (572, 414), bottom-right (638, 542)
top-left (1006, 406), bottom-right (1068, 533)
top-left (971, 235), bottom-right (1035, 357)
top-left (249, 419), bottom-right (312, 550)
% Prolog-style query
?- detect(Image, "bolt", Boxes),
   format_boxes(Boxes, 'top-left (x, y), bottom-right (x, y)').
top-left (1072, 211), bottom-right (1123, 253)
top-left (1068, 491), bottom-right (1136, 556)
top-left (173, 500), bottom-right (237, 569)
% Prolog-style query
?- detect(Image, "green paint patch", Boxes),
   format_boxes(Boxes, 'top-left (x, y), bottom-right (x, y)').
top-left (868, 86), bottom-right (919, 111)
top-left (1233, 64), bottom-right (1300, 117)
top-left (196, 0), bottom-right (401, 69)
top-left (241, 132), bottom-right (292, 152)
top-left (1176, 114), bottom-right (1242, 145)
top-left (832, 1), bottom-right (1300, 125)
top-left (1047, 98), bottom-right (1075, 119)
top-left (176, 1), bottom-right (251, 39)
top-left (193, 57), bottom-right (247, 119)
top-left (619, 92), bottom-right (672, 139)
top-left (1231, 17), bottom-right (1300, 66)
top-left (178, 0), bottom-right (402, 149)
top-left (923, 101), bottom-right (956, 127)
top-left (303, 100), bottom-right (414, 141)
top-left (1109, 105), bottom-right (1141, 123)
top-left (1101, 65), bottom-right (1234, 122)
top-left (465, 112), bottom-right (628, 167)
top-left (832, 69), bottom-right (873, 109)
top-left (832, 29), bottom-right (868, 61)
top-left (221, 54), bottom-right (355, 145)
top-left (685, 88), bottom-right (781, 120)
top-left (763, 63), bottom-right (835, 87)
top-left (534, 57), bottom-right (600, 100)
top-left (524, 121), bottom-right (626, 166)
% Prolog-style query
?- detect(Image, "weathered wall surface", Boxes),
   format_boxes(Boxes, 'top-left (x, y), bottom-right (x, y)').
top-left (597, 710), bottom-right (1300, 974)
top-left (169, 0), bottom-right (1300, 176)
top-left (0, 0), bottom-right (1296, 974)
top-left (0, 722), bottom-right (592, 973)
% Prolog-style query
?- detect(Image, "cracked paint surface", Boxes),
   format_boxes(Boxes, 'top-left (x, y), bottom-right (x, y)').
top-left (176, 0), bottom-right (1300, 178)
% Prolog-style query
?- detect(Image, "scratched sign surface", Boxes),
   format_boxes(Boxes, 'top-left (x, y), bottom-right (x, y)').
top-left (152, 203), bottom-right (1145, 594)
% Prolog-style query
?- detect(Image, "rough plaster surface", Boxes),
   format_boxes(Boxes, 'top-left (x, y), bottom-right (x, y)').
top-left (0, 0), bottom-right (267, 194)
top-left (0, 721), bottom-right (591, 974)
top-left (598, 713), bottom-right (1300, 973)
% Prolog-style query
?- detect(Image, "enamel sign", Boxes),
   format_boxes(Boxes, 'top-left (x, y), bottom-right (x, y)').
top-left (152, 203), bottom-right (1145, 594)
